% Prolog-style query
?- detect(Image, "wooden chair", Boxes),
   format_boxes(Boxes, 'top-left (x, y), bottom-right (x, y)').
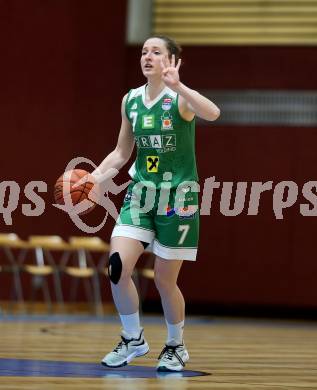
top-left (20, 235), bottom-right (70, 312)
top-left (62, 236), bottom-right (110, 316)
top-left (0, 233), bottom-right (29, 311)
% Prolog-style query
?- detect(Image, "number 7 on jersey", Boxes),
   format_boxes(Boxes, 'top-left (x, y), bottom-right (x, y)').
top-left (129, 112), bottom-right (138, 132)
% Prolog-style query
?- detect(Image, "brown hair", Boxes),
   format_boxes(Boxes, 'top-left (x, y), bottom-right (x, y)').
top-left (149, 35), bottom-right (182, 62)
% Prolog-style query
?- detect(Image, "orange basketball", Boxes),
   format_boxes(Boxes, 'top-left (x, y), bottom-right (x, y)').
top-left (54, 169), bottom-right (98, 215)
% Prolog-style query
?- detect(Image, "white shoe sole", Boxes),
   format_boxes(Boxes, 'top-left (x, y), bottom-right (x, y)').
top-left (101, 342), bottom-right (150, 368)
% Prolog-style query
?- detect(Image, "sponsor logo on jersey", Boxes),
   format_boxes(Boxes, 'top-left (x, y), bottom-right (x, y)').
top-left (146, 156), bottom-right (159, 172)
top-left (165, 205), bottom-right (197, 218)
top-left (131, 102), bottom-right (138, 110)
top-left (161, 111), bottom-right (173, 130)
top-left (178, 196), bottom-right (194, 202)
top-left (166, 205), bottom-right (176, 217)
top-left (136, 134), bottom-right (176, 152)
top-left (162, 118), bottom-right (173, 130)
top-left (181, 185), bottom-right (191, 193)
top-left (162, 98), bottom-right (172, 111)
top-left (142, 115), bottom-right (155, 129)
top-left (177, 205), bottom-right (198, 218)
top-left (162, 134), bottom-right (176, 148)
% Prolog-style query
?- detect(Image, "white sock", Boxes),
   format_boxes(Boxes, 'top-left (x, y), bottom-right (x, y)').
top-left (166, 320), bottom-right (184, 346)
top-left (119, 312), bottom-right (141, 339)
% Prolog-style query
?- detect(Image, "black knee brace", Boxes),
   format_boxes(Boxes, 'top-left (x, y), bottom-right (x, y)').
top-left (108, 252), bottom-right (122, 284)
top-left (140, 241), bottom-right (149, 250)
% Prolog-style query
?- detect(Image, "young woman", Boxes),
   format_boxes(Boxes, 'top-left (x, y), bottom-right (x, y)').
top-left (93, 35), bottom-right (220, 372)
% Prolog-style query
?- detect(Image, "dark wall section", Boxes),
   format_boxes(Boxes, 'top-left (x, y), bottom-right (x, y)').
top-left (191, 125), bottom-right (317, 308)
top-left (126, 46), bottom-right (317, 90)
top-left (0, 1), bottom-right (128, 301)
top-left (126, 45), bottom-right (317, 309)
top-left (0, 1), bottom-right (127, 242)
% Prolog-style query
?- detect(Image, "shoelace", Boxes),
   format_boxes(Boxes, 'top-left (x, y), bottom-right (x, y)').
top-left (158, 345), bottom-right (185, 366)
top-left (113, 336), bottom-right (130, 353)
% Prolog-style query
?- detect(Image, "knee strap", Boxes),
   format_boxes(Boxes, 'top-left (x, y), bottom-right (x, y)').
top-left (140, 241), bottom-right (149, 250)
top-left (108, 252), bottom-right (122, 284)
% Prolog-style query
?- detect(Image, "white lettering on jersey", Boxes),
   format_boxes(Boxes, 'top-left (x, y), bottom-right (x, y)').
top-left (150, 135), bottom-right (162, 148)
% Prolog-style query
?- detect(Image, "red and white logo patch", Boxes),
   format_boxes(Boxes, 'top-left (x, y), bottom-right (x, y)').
top-left (162, 98), bottom-right (172, 111)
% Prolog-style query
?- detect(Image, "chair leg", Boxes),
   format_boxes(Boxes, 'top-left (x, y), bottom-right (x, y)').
top-left (8, 269), bottom-right (25, 314)
top-left (4, 248), bottom-right (24, 309)
top-left (92, 273), bottom-right (103, 316)
top-left (53, 271), bottom-right (64, 306)
top-left (83, 278), bottom-right (93, 304)
top-left (45, 250), bottom-right (64, 306)
top-left (13, 268), bottom-right (24, 302)
top-left (29, 275), bottom-right (40, 313)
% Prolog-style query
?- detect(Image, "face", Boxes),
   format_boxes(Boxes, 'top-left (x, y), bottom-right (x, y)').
top-left (140, 38), bottom-right (170, 78)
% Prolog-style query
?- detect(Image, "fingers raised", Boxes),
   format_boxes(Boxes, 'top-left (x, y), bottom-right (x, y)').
top-left (171, 54), bottom-right (175, 67)
top-left (176, 58), bottom-right (182, 71)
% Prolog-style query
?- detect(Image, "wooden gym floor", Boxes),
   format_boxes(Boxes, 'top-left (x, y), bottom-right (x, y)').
top-left (0, 312), bottom-right (317, 389)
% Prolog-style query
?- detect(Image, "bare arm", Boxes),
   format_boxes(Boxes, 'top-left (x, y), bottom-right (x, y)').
top-left (161, 56), bottom-right (220, 122)
top-left (92, 94), bottom-right (135, 181)
top-left (177, 83), bottom-right (220, 121)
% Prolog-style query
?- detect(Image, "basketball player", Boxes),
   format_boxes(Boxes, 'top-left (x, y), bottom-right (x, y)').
top-left (93, 36), bottom-right (220, 371)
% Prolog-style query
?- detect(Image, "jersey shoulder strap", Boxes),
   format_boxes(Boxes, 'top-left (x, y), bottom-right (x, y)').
top-left (125, 85), bottom-right (144, 117)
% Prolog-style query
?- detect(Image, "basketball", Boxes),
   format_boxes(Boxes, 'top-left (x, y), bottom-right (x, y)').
top-left (54, 169), bottom-right (98, 215)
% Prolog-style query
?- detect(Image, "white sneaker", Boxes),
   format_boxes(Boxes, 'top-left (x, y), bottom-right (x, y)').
top-left (157, 343), bottom-right (189, 372)
top-left (101, 328), bottom-right (149, 368)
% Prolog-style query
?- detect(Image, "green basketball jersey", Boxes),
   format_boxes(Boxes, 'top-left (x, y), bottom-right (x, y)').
top-left (125, 84), bottom-right (198, 189)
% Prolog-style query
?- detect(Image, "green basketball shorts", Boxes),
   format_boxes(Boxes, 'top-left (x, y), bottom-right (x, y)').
top-left (111, 181), bottom-right (199, 261)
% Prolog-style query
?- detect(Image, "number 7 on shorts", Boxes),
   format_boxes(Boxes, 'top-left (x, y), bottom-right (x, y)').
top-left (178, 225), bottom-right (190, 245)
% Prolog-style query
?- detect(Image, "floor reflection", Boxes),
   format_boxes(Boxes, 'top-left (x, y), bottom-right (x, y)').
top-left (0, 358), bottom-right (209, 379)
